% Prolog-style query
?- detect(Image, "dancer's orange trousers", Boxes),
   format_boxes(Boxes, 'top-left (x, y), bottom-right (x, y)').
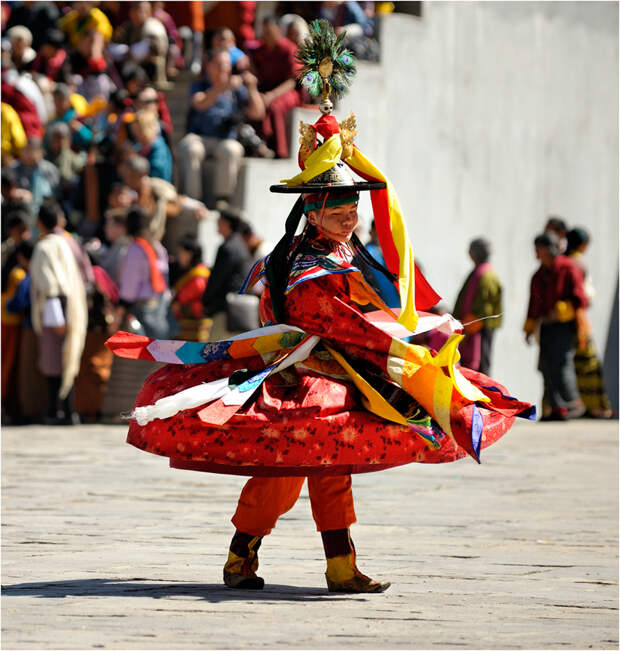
top-left (232, 475), bottom-right (357, 537)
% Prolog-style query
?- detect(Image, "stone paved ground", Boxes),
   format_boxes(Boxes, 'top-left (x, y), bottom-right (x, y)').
top-left (2, 419), bottom-right (618, 650)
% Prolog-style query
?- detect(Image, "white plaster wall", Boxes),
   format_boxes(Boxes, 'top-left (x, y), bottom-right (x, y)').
top-left (231, 2), bottom-right (619, 408)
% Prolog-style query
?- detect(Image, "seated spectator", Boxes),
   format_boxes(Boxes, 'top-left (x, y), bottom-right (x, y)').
top-left (171, 234), bottom-right (211, 342)
top-left (115, 206), bottom-right (175, 339)
top-left (152, 1), bottom-right (183, 79)
top-left (6, 25), bottom-right (36, 72)
top-left (135, 84), bottom-right (173, 135)
top-left (250, 15), bottom-right (302, 159)
top-left (118, 154), bottom-right (208, 250)
top-left (113, 1), bottom-right (170, 89)
top-left (45, 122), bottom-right (86, 220)
top-left (1, 101), bottom-right (27, 162)
top-left (69, 27), bottom-right (117, 102)
top-left (10, 137), bottom-right (60, 221)
top-left (319, 1), bottom-right (379, 61)
top-left (178, 48), bottom-right (264, 207)
top-left (30, 199), bottom-right (88, 425)
top-left (30, 28), bottom-right (69, 82)
top-left (100, 207), bottom-right (130, 285)
top-left (119, 154), bottom-right (178, 241)
top-left (46, 122), bottom-right (86, 182)
top-left (58, 1), bottom-right (113, 55)
top-left (211, 27), bottom-right (250, 73)
top-left (47, 83), bottom-right (93, 151)
top-left (128, 108), bottom-right (172, 182)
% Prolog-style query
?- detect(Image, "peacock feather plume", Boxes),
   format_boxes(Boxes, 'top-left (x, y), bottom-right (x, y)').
top-left (296, 19), bottom-right (357, 100)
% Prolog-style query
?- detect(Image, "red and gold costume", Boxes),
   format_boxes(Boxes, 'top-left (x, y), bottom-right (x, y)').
top-left (106, 20), bottom-right (533, 592)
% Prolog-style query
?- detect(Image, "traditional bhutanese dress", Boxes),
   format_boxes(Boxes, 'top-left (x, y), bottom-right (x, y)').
top-left (106, 228), bottom-right (534, 477)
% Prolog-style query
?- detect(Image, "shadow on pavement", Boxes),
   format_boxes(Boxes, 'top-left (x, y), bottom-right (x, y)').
top-left (2, 578), bottom-right (366, 603)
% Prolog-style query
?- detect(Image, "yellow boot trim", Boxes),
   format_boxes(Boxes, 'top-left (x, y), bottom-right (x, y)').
top-left (326, 554), bottom-right (356, 583)
top-left (224, 550), bottom-right (247, 575)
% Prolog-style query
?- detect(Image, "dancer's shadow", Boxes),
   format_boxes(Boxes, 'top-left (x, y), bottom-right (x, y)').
top-left (2, 578), bottom-right (367, 603)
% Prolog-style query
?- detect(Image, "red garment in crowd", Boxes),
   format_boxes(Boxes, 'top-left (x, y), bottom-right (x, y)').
top-left (172, 264), bottom-right (210, 319)
top-left (251, 36), bottom-right (301, 94)
top-left (527, 255), bottom-right (588, 321)
top-left (202, 1), bottom-right (255, 42)
top-left (1, 81), bottom-right (42, 138)
top-left (30, 49), bottom-right (68, 81)
top-left (156, 91), bottom-right (173, 135)
top-left (251, 36), bottom-right (302, 158)
top-left (166, 0), bottom-right (205, 31)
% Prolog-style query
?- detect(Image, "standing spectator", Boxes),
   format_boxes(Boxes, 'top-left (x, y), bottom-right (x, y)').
top-left (2, 240), bottom-right (34, 423)
top-left (1, 211), bottom-right (31, 269)
top-left (115, 206), bottom-right (175, 339)
top-left (1, 168), bottom-right (33, 238)
top-left (177, 48), bottom-right (264, 207)
top-left (100, 208), bottom-right (130, 285)
top-left (10, 137), bottom-right (60, 222)
top-left (1, 101), bottom-right (27, 162)
top-left (453, 238), bottom-right (503, 375)
top-left (128, 108), bottom-right (172, 182)
top-left (171, 234), bottom-right (211, 341)
top-left (565, 228), bottom-right (613, 418)
top-left (545, 215), bottom-right (568, 254)
top-left (524, 232), bottom-right (588, 421)
top-left (250, 15), bottom-right (302, 159)
top-left (202, 209), bottom-right (253, 340)
top-left (1, 240), bottom-right (32, 423)
top-left (30, 200), bottom-right (88, 425)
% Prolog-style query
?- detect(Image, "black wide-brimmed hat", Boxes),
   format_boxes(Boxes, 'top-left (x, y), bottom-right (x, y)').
top-left (269, 20), bottom-right (385, 196)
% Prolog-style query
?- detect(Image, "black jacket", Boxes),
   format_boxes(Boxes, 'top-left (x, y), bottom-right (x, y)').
top-left (202, 233), bottom-right (252, 316)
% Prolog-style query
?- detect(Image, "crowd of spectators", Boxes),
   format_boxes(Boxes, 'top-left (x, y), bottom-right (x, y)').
top-left (0, 1), bottom-right (384, 425)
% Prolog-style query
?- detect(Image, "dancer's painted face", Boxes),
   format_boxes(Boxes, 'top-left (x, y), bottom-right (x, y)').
top-left (307, 202), bottom-right (359, 243)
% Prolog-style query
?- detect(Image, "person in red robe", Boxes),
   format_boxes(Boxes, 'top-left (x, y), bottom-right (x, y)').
top-left (105, 21), bottom-right (533, 596)
top-left (250, 15), bottom-right (302, 159)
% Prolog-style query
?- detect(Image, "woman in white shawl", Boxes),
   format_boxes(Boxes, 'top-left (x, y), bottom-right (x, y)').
top-left (30, 199), bottom-right (87, 424)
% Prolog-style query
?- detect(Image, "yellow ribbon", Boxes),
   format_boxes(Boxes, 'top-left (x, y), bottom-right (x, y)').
top-left (281, 134), bottom-right (343, 186)
top-left (343, 147), bottom-right (418, 332)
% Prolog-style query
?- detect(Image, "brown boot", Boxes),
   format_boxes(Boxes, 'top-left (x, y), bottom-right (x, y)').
top-left (322, 529), bottom-right (390, 593)
top-left (223, 531), bottom-right (264, 590)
